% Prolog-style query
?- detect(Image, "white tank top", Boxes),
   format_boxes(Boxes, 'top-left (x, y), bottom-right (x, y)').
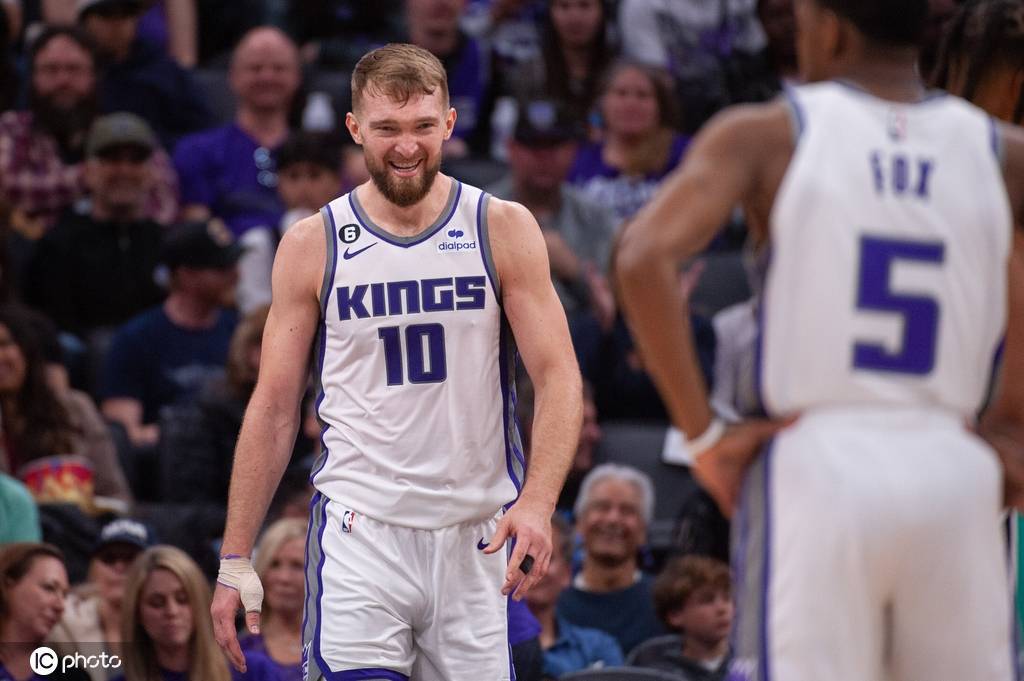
top-left (760, 82), bottom-right (1011, 418)
top-left (310, 180), bottom-right (523, 528)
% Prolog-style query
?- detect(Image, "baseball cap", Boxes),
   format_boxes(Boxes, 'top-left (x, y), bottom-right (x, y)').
top-left (85, 112), bottom-right (157, 159)
top-left (93, 518), bottom-right (154, 554)
top-left (77, 0), bottom-right (146, 19)
top-left (513, 99), bottom-right (583, 148)
top-left (160, 220), bottom-right (245, 270)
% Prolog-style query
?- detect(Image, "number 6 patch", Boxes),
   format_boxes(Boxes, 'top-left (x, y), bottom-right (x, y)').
top-left (339, 223), bottom-right (361, 244)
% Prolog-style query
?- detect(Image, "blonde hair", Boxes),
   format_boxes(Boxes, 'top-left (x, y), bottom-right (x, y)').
top-left (253, 518), bottom-right (307, 622)
top-left (226, 304), bottom-right (270, 396)
top-left (121, 546), bottom-right (230, 681)
top-left (351, 43), bottom-right (449, 113)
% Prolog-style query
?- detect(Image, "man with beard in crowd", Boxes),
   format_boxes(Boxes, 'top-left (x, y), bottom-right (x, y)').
top-left (0, 26), bottom-right (179, 247)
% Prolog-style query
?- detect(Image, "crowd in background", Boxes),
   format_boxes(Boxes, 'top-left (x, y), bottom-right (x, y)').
top-left (0, 0), bottom-right (1013, 679)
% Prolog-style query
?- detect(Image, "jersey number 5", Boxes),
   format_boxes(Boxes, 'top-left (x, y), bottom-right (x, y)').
top-left (378, 324), bottom-right (448, 385)
top-left (852, 235), bottom-right (945, 376)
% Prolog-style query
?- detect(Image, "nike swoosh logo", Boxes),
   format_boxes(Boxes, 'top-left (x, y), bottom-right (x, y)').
top-left (342, 243), bottom-right (376, 260)
top-left (477, 538), bottom-right (489, 551)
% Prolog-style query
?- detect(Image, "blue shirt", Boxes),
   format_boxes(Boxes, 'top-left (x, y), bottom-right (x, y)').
top-left (173, 124), bottom-right (286, 236)
top-left (239, 634), bottom-right (302, 681)
top-left (100, 306), bottom-right (238, 424)
top-left (567, 134), bottom-right (690, 221)
top-left (543, 616), bottom-right (624, 678)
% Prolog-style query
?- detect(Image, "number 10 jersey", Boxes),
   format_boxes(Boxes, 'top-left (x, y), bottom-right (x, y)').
top-left (760, 82), bottom-right (1012, 419)
top-left (310, 180), bottom-right (523, 529)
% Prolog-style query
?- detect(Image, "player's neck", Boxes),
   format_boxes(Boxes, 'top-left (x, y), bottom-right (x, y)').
top-left (832, 50), bottom-right (926, 104)
top-left (357, 174), bottom-right (454, 237)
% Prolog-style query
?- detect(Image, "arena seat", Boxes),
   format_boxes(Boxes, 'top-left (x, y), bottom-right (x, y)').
top-left (559, 666), bottom-right (686, 681)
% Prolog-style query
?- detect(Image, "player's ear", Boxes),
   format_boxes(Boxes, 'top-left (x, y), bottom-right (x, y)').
top-left (443, 107), bottom-right (457, 141)
top-left (345, 112), bottom-right (363, 145)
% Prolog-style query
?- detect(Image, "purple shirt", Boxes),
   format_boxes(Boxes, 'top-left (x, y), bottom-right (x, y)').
top-left (239, 634), bottom-right (302, 681)
top-left (173, 123), bottom-right (286, 236)
top-left (567, 134), bottom-right (690, 222)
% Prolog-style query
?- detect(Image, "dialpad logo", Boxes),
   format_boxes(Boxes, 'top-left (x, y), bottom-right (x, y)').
top-left (438, 227), bottom-right (477, 253)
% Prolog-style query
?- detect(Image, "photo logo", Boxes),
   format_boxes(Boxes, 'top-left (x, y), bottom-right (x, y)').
top-left (30, 647), bottom-right (59, 676)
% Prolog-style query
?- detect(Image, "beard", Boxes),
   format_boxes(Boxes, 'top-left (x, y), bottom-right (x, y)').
top-left (364, 152), bottom-right (441, 208)
top-left (30, 89), bottom-right (98, 158)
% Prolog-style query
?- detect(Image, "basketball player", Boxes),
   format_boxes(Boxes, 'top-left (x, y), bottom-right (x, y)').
top-left (210, 44), bottom-right (583, 681)
top-left (616, 0), bottom-right (1024, 679)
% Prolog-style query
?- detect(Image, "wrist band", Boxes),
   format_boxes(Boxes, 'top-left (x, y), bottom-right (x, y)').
top-left (688, 418), bottom-right (726, 461)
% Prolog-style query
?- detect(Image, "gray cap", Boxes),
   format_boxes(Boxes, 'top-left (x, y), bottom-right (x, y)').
top-left (77, 0), bottom-right (145, 19)
top-left (85, 112), bottom-right (157, 158)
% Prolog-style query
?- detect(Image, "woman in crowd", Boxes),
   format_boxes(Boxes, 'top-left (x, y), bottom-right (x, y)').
top-left (0, 305), bottom-right (131, 510)
top-left (0, 543), bottom-right (89, 681)
top-left (239, 519), bottom-right (307, 681)
top-left (117, 545), bottom-right (274, 681)
top-left (49, 519), bottom-right (153, 681)
top-left (567, 60), bottom-right (689, 222)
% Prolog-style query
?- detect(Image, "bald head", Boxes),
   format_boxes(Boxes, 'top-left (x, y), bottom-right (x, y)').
top-left (230, 26), bottom-right (301, 113)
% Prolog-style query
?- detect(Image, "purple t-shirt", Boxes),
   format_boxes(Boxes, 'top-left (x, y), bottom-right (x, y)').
top-left (508, 594), bottom-right (542, 646)
top-left (137, 2), bottom-right (169, 54)
top-left (173, 123), bottom-right (286, 236)
top-left (567, 134), bottom-right (690, 222)
top-left (443, 34), bottom-right (488, 142)
top-left (239, 634), bottom-right (302, 681)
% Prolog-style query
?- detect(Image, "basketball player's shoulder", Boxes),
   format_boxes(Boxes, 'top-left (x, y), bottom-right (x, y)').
top-left (274, 211), bottom-right (327, 293)
top-left (698, 98), bottom-right (794, 160)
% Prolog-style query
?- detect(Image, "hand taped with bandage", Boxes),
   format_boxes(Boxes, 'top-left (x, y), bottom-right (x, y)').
top-left (211, 555), bottom-right (265, 673)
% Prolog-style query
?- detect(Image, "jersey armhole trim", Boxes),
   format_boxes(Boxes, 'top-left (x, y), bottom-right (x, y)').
top-left (989, 116), bottom-right (1006, 165)
top-left (477, 191), bottom-right (501, 300)
top-left (318, 204), bottom-right (339, 318)
top-left (781, 86), bottom-right (805, 141)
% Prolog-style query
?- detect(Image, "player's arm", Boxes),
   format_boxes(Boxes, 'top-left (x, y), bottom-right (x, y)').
top-left (982, 123), bottom-right (1024, 509)
top-left (210, 214), bottom-right (325, 671)
top-left (615, 102), bottom-right (793, 515)
top-left (483, 198), bottom-right (583, 599)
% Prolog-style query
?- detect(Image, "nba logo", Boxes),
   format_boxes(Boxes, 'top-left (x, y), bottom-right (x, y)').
top-left (887, 109), bottom-right (907, 141)
top-left (341, 510), bottom-right (356, 533)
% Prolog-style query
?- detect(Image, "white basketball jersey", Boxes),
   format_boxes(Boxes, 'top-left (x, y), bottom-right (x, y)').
top-left (310, 180), bottom-right (523, 529)
top-left (760, 82), bottom-right (1012, 418)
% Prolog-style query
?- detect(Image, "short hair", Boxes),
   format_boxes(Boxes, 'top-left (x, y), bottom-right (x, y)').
top-left (0, 543), bottom-right (65, 630)
top-left (29, 25), bottom-right (98, 71)
top-left (652, 555), bottom-right (731, 629)
top-left (351, 43), bottom-right (449, 113)
top-left (275, 132), bottom-right (343, 173)
top-left (931, 0), bottom-right (1024, 123)
top-left (815, 0), bottom-right (929, 47)
top-left (573, 463), bottom-right (655, 526)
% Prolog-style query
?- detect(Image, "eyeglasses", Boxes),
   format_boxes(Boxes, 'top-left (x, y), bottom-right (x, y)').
top-left (254, 146), bottom-right (278, 189)
top-left (96, 547), bottom-right (140, 566)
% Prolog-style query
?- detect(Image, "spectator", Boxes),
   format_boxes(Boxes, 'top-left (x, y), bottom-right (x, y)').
top-left (633, 556), bottom-right (733, 681)
top-left (0, 306), bottom-right (132, 510)
top-left (275, 131), bottom-right (345, 234)
top-left (527, 513), bottom-right (622, 678)
top-left (557, 463), bottom-right (665, 656)
top-left (568, 61), bottom-right (689, 223)
top-left (488, 98), bottom-right (617, 317)
top-left (239, 519), bottom-right (305, 681)
top-left (23, 113), bottom-right (166, 341)
top-left (618, 0), bottom-right (774, 132)
top-left (758, 0), bottom-right (798, 84)
top-left (99, 220), bottom-right (240, 449)
top-left (79, 0), bottom-right (211, 150)
top-left (0, 475), bottom-right (41, 544)
top-left (49, 519), bottom-right (153, 681)
top-left (173, 26), bottom-right (299, 237)
top-left (283, 0), bottom-right (404, 71)
top-left (0, 26), bottom-right (179, 237)
top-left (0, 543), bottom-right (89, 681)
top-left (116, 545), bottom-right (275, 681)
top-left (510, 0), bottom-right (614, 129)
top-left (406, 0), bottom-right (492, 157)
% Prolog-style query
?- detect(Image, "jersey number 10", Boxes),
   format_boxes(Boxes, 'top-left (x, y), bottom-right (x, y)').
top-left (852, 235), bottom-right (945, 376)
top-left (378, 324), bottom-right (448, 385)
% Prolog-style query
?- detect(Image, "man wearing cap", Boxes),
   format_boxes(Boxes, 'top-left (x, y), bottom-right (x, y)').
top-left (78, 0), bottom-right (210, 150)
top-left (0, 26), bottom-right (179, 236)
top-left (50, 518), bottom-right (154, 680)
top-left (23, 112), bottom-right (167, 342)
top-left (99, 221), bottom-right (241, 448)
top-left (487, 99), bottom-right (618, 319)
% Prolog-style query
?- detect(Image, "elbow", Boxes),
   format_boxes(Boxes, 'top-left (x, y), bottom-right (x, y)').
top-left (614, 224), bottom-right (661, 295)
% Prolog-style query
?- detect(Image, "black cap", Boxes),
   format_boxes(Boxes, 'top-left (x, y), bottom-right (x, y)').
top-left (85, 112), bottom-right (157, 158)
top-left (93, 518), bottom-right (154, 554)
top-left (161, 220), bottom-right (244, 270)
top-left (513, 99), bottom-right (582, 148)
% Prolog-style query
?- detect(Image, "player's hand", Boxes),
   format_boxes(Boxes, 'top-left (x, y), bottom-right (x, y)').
top-left (483, 496), bottom-right (552, 601)
top-left (211, 557), bottom-right (264, 673)
top-left (693, 418), bottom-right (795, 517)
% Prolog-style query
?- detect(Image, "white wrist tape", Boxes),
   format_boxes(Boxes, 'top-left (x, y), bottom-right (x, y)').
top-left (688, 418), bottom-right (726, 461)
top-left (217, 556), bottom-right (264, 613)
